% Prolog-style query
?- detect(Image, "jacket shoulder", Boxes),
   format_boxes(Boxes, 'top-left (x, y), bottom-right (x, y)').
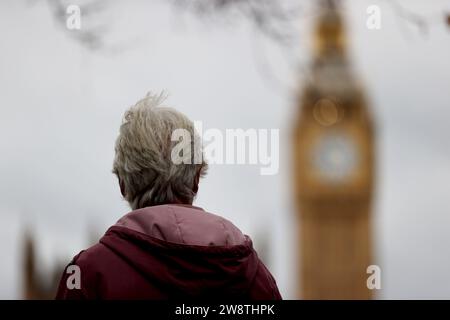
top-left (250, 260), bottom-right (282, 300)
top-left (55, 243), bottom-right (112, 299)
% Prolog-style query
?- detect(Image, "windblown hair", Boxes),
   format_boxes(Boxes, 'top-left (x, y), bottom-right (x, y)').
top-left (113, 92), bottom-right (207, 210)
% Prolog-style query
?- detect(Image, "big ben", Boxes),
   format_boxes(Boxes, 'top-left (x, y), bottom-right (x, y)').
top-left (294, 0), bottom-right (375, 299)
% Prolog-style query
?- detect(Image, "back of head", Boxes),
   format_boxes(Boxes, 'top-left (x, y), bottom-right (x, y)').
top-left (112, 92), bottom-right (207, 210)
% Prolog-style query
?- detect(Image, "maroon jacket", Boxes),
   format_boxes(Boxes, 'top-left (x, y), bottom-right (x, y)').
top-left (55, 204), bottom-right (281, 300)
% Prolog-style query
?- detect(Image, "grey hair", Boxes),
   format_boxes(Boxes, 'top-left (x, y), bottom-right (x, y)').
top-left (112, 92), bottom-right (208, 210)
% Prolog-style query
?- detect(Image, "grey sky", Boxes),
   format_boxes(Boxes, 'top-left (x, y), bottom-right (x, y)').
top-left (0, 0), bottom-right (449, 299)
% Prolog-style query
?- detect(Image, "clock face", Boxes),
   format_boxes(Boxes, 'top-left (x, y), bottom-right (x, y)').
top-left (312, 132), bottom-right (359, 183)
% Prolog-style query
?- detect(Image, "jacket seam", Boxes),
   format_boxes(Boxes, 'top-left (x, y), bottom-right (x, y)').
top-left (169, 206), bottom-right (186, 244)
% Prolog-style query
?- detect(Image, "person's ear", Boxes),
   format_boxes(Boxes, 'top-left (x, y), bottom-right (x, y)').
top-left (119, 177), bottom-right (126, 198)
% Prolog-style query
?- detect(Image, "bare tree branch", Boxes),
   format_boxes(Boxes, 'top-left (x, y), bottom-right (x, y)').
top-left (44, 0), bottom-right (109, 50)
top-left (38, 0), bottom-right (450, 52)
top-left (171, 0), bottom-right (303, 46)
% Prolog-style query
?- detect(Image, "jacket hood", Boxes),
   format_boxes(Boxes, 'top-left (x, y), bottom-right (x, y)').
top-left (99, 204), bottom-right (261, 298)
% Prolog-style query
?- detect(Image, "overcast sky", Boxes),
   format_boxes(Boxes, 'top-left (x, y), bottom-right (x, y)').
top-left (0, 0), bottom-right (449, 299)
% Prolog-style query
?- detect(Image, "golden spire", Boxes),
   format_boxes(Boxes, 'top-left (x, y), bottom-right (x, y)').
top-left (307, 0), bottom-right (357, 98)
top-left (313, 0), bottom-right (347, 58)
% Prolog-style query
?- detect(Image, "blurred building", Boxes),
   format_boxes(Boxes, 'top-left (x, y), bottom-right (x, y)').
top-left (22, 229), bottom-right (99, 299)
top-left (293, 0), bottom-right (375, 299)
top-left (23, 233), bottom-right (63, 299)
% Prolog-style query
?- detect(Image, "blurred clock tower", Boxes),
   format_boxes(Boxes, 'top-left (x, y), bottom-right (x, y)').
top-left (293, 0), bottom-right (375, 299)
